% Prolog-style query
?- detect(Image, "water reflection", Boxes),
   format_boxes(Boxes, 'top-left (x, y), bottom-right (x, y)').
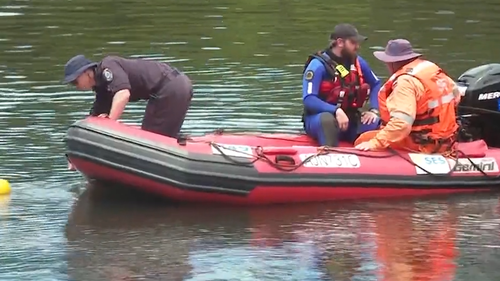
top-left (66, 183), bottom-right (500, 281)
top-left (373, 204), bottom-right (457, 281)
top-left (65, 182), bottom-right (249, 281)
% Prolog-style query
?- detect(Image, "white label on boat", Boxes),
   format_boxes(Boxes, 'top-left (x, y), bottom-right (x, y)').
top-left (449, 157), bottom-right (499, 174)
top-left (299, 153), bottom-right (360, 168)
top-left (409, 153), bottom-right (451, 175)
top-left (211, 144), bottom-right (253, 158)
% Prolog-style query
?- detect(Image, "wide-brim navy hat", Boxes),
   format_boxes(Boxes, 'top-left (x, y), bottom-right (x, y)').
top-left (63, 54), bottom-right (97, 83)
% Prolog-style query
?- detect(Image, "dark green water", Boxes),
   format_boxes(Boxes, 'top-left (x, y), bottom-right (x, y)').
top-left (1, 0), bottom-right (500, 280)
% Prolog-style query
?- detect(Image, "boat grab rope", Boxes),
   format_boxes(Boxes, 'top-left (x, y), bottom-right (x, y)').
top-left (178, 124), bottom-right (499, 177)
top-left (209, 141), bottom-right (324, 172)
top-left (208, 141), bottom-right (400, 173)
top-left (210, 141), bottom-right (500, 178)
top-left (206, 139), bottom-right (499, 178)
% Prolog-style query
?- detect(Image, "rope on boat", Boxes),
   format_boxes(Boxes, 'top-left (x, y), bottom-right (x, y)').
top-left (209, 141), bottom-right (327, 172)
top-left (207, 139), bottom-right (499, 178)
top-left (180, 128), bottom-right (499, 177)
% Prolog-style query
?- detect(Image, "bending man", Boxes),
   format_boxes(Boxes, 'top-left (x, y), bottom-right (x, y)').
top-left (63, 54), bottom-right (193, 137)
top-left (63, 55), bottom-right (193, 170)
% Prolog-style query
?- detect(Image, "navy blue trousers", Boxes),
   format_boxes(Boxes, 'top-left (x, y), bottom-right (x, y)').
top-left (304, 112), bottom-right (380, 146)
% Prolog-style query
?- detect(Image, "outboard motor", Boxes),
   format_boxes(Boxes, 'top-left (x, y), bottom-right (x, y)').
top-left (457, 63), bottom-right (500, 147)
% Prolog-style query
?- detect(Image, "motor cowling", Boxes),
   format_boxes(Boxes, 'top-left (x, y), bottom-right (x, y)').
top-left (457, 63), bottom-right (500, 110)
top-left (457, 63), bottom-right (500, 147)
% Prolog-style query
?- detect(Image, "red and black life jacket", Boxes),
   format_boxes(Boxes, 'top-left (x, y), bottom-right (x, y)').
top-left (303, 51), bottom-right (370, 113)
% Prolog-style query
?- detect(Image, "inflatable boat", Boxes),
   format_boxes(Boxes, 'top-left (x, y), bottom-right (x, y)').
top-left (64, 117), bottom-right (500, 205)
top-left (64, 63), bottom-right (500, 205)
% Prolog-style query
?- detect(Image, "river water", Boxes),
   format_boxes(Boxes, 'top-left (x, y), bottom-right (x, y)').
top-left (1, 0), bottom-right (500, 280)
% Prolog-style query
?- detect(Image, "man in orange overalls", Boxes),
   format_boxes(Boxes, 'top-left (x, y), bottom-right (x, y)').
top-left (354, 39), bottom-right (461, 153)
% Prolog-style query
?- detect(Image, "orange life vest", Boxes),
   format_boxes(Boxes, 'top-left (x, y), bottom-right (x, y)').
top-left (378, 59), bottom-right (458, 152)
top-left (303, 52), bottom-right (370, 111)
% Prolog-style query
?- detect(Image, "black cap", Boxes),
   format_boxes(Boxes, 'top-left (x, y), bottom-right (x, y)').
top-left (329, 23), bottom-right (367, 43)
top-left (63, 54), bottom-right (97, 83)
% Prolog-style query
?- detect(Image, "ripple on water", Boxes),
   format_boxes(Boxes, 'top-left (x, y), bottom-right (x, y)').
top-left (0, 12), bottom-right (22, 17)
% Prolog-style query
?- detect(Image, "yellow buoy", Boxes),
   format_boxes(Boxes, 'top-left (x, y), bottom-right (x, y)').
top-left (0, 179), bottom-right (11, 195)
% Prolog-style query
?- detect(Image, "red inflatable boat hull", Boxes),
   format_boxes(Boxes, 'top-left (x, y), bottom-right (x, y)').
top-left (65, 118), bottom-right (500, 205)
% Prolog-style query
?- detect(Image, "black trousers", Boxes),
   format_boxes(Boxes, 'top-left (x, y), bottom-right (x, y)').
top-left (141, 74), bottom-right (193, 138)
